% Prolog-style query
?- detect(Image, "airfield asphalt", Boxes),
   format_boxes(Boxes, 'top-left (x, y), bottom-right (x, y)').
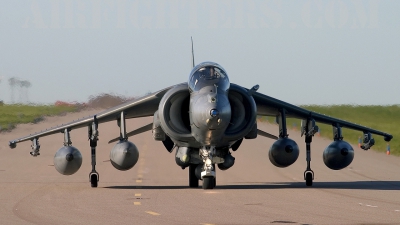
top-left (0, 110), bottom-right (399, 225)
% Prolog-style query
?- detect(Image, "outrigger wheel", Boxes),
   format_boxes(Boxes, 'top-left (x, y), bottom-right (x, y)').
top-left (305, 171), bottom-right (313, 186)
top-left (90, 173), bottom-right (99, 188)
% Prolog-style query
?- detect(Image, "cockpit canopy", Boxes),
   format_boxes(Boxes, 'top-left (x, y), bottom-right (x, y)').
top-left (188, 62), bottom-right (230, 92)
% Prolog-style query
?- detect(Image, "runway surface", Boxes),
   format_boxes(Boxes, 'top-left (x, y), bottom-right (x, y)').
top-left (1, 110), bottom-right (399, 225)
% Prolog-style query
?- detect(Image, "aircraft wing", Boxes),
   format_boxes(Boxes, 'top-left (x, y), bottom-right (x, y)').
top-left (247, 86), bottom-right (393, 141)
top-left (9, 84), bottom-right (181, 147)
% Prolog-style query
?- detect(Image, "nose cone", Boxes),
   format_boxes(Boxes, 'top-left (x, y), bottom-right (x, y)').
top-left (204, 94), bottom-right (231, 130)
top-left (190, 92), bottom-right (231, 145)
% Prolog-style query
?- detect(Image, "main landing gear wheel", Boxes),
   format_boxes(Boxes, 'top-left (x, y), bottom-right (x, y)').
top-left (213, 176), bottom-right (216, 188)
top-left (90, 173), bottom-right (98, 188)
top-left (305, 172), bottom-right (313, 186)
top-left (189, 164), bottom-right (199, 188)
top-left (202, 176), bottom-right (215, 190)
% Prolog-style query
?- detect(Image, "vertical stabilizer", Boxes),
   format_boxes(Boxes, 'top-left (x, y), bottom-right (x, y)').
top-left (191, 37), bottom-right (195, 68)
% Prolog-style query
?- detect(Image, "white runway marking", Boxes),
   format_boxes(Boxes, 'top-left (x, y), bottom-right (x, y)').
top-left (146, 211), bottom-right (160, 216)
top-left (359, 203), bottom-right (378, 208)
top-left (204, 191), bottom-right (220, 194)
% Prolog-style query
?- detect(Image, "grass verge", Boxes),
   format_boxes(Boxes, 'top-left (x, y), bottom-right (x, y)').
top-left (0, 104), bottom-right (78, 132)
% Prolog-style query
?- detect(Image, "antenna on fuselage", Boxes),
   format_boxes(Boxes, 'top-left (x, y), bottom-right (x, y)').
top-left (191, 37), bottom-right (195, 68)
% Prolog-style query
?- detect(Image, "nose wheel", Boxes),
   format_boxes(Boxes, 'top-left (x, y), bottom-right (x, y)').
top-left (200, 146), bottom-right (217, 190)
top-left (202, 176), bottom-right (216, 189)
top-left (202, 163), bottom-right (216, 189)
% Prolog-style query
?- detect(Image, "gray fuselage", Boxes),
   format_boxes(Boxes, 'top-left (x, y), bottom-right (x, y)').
top-left (188, 62), bottom-right (232, 147)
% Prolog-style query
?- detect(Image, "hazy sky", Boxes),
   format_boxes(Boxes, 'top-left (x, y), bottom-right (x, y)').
top-left (0, 0), bottom-right (399, 105)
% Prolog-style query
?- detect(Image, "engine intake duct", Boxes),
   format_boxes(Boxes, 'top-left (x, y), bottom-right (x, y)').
top-left (158, 84), bottom-right (192, 142)
top-left (225, 85), bottom-right (257, 140)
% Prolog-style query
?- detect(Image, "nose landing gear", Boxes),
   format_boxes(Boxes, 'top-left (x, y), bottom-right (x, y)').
top-left (199, 146), bottom-right (217, 190)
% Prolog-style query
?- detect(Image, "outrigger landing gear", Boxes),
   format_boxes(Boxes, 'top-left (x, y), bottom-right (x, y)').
top-left (88, 116), bottom-right (99, 188)
top-left (304, 134), bottom-right (314, 186)
top-left (301, 118), bottom-right (318, 186)
top-left (200, 147), bottom-right (217, 190)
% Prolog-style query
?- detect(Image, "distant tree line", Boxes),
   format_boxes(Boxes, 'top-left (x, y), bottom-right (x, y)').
top-left (8, 77), bottom-right (32, 104)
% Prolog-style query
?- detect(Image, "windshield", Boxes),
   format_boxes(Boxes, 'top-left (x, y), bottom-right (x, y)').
top-left (188, 66), bottom-right (230, 92)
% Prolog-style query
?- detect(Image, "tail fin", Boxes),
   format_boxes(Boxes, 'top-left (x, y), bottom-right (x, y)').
top-left (191, 37), bottom-right (195, 68)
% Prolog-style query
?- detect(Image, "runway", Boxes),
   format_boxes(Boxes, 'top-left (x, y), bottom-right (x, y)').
top-left (1, 110), bottom-right (399, 225)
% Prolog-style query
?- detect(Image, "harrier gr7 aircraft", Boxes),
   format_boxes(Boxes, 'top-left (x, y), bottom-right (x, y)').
top-left (9, 41), bottom-right (393, 190)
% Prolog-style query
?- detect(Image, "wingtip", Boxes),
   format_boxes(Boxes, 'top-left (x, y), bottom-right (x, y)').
top-left (9, 141), bottom-right (17, 149)
top-left (384, 135), bottom-right (393, 142)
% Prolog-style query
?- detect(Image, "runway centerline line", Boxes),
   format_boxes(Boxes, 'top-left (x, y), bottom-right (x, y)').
top-left (145, 211), bottom-right (160, 216)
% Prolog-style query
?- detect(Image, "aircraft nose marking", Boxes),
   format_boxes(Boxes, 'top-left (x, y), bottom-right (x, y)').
top-left (210, 109), bottom-right (219, 117)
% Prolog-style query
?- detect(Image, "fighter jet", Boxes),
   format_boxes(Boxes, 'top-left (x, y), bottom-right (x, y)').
top-left (8, 41), bottom-right (393, 190)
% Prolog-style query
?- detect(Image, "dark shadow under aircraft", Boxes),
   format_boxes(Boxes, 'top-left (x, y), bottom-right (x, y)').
top-left (9, 39), bottom-right (393, 190)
